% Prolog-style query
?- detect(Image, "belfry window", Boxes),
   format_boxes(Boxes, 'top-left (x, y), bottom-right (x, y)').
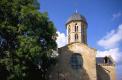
top-left (75, 34), bottom-right (78, 41)
top-left (70, 53), bottom-right (83, 69)
top-left (75, 26), bottom-right (77, 32)
top-left (75, 23), bottom-right (78, 32)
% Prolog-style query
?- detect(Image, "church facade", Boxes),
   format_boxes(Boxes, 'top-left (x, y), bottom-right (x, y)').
top-left (49, 12), bottom-right (116, 80)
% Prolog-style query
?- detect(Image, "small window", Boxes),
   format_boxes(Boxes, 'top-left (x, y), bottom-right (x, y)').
top-left (70, 53), bottom-right (83, 69)
top-left (75, 23), bottom-right (78, 32)
top-left (75, 25), bottom-right (77, 32)
top-left (104, 56), bottom-right (109, 63)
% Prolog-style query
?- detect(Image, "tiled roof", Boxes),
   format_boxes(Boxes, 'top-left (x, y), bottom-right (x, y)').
top-left (66, 12), bottom-right (87, 24)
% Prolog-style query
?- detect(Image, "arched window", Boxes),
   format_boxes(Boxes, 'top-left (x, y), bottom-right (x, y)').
top-left (75, 25), bottom-right (77, 32)
top-left (75, 23), bottom-right (78, 32)
top-left (75, 34), bottom-right (78, 41)
top-left (70, 53), bottom-right (83, 69)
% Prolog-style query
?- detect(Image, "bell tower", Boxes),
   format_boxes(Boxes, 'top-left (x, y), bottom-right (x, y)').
top-left (66, 12), bottom-right (87, 44)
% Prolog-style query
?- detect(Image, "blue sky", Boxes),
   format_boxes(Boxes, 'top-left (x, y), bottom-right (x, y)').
top-left (39, 0), bottom-right (122, 80)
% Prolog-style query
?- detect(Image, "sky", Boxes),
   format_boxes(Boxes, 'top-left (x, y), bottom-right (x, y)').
top-left (39, 0), bottom-right (122, 80)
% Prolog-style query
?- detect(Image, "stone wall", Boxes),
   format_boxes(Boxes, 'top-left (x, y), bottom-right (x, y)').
top-left (96, 64), bottom-right (116, 80)
top-left (49, 43), bottom-right (97, 80)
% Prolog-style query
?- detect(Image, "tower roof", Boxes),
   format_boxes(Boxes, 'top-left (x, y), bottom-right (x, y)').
top-left (66, 12), bottom-right (87, 24)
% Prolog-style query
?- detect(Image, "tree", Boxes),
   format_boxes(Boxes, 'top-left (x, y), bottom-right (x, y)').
top-left (0, 0), bottom-right (57, 80)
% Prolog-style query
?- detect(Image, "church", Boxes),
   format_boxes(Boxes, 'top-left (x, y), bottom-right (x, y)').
top-left (49, 12), bottom-right (116, 80)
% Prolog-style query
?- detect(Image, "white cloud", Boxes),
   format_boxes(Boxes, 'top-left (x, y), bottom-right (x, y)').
top-left (56, 31), bottom-right (67, 48)
top-left (112, 12), bottom-right (122, 20)
top-left (97, 24), bottom-right (122, 49)
top-left (97, 48), bottom-right (122, 62)
top-left (97, 24), bottom-right (122, 63)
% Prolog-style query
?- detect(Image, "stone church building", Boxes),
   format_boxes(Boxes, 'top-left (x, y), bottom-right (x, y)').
top-left (49, 12), bottom-right (116, 80)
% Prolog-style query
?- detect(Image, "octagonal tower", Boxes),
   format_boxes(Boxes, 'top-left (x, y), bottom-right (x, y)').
top-left (66, 12), bottom-right (87, 44)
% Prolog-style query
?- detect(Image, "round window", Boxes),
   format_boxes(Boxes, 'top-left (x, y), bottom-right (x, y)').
top-left (70, 53), bottom-right (83, 69)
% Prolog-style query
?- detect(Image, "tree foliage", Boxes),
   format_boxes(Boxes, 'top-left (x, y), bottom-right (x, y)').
top-left (0, 0), bottom-right (57, 80)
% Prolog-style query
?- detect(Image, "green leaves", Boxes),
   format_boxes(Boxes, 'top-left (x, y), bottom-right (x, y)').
top-left (17, 35), bottom-right (42, 58)
top-left (0, 0), bottom-right (57, 80)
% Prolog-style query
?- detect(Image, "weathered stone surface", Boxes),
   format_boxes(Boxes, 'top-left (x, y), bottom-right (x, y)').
top-left (49, 12), bottom-right (116, 80)
top-left (97, 64), bottom-right (116, 80)
top-left (49, 43), bottom-right (97, 80)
